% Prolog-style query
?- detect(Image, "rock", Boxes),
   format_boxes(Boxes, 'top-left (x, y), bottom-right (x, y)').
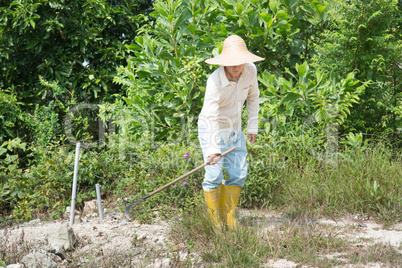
top-left (74, 215), bottom-right (81, 224)
top-left (63, 207), bottom-right (81, 220)
top-left (118, 220), bottom-right (127, 227)
top-left (6, 264), bottom-right (24, 268)
top-left (138, 234), bottom-right (147, 240)
top-left (28, 219), bottom-right (40, 226)
top-left (161, 258), bottom-right (170, 267)
top-left (44, 244), bottom-right (67, 259)
top-left (83, 200), bottom-right (97, 216)
top-left (21, 251), bottom-right (58, 268)
top-left (47, 225), bottom-right (77, 251)
top-left (151, 258), bottom-right (170, 268)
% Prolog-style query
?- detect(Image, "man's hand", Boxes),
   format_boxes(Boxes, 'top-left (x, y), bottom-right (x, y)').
top-left (207, 153), bottom-right (221, 165)
top-left (248, 134), bottom-right (257, 144)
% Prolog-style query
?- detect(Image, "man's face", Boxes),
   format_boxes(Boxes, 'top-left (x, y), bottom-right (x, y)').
top-left (225, 64), bottom-right (245, 79)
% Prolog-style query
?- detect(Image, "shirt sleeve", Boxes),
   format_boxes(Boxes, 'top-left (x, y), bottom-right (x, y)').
top-left (200, 78), bottom-right (222, 157)
top-left (246, 65), bottom-right (260, 134)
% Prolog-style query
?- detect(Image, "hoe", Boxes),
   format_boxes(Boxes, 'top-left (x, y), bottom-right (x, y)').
top-left (125, 147), bottom-right (236, 220)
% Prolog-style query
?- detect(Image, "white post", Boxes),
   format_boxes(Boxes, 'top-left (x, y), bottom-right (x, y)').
top-left (69, 142), bottom-right (81, 226)
top-left (96, 184), bottom-right (104, 220)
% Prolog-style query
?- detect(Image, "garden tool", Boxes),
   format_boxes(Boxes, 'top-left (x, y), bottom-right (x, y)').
top-left (125, 147), bottom-right (236, 220)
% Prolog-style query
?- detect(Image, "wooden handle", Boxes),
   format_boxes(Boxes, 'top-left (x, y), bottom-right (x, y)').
top-left (148, 147), bottom-right (236, 196)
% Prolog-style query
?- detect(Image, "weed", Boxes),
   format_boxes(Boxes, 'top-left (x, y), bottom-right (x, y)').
top-left (343, 243), bottom-right (402, 267)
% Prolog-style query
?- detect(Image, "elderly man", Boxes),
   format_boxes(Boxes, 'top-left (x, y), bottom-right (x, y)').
top-left (198, 35), bottom-right (263, 229)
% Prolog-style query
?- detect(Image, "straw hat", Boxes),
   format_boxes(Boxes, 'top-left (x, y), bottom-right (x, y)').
top-left (205, 35), bottom-right (264, 66)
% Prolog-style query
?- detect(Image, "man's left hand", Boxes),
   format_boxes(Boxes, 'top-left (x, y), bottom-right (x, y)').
top-left (248, 134), bottom-right (257, 144)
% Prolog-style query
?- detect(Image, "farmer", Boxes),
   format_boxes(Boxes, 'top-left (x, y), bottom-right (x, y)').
top-left (198, 35), bottom-right (263, 229)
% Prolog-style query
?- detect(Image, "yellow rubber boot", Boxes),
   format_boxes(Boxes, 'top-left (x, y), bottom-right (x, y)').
top-left (203, 188), bottom-right (221, 229)
top-left (219, 185), bottom-right (241, 229)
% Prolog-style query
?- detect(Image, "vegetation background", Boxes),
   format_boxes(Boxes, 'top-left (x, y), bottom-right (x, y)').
top-left (0, 0), bottom-right (401, 227)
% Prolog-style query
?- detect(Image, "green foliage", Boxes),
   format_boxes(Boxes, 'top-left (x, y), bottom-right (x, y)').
top-left (0, 0), bottom-right (153, 143)
top-left (31, 102), bottom-right (62, 147)
top-left (113, 0), bottom-right (332, 142)
top-left (312, 0), bottom-right (402, 135)
top-left (258, 61), bottom-right (367, 155)
top-left (0, 89), bottom-right (31, 141)
top-left (0, 140), bottom-right (131, 222)
top-left (1, 0), bottom-right (401, 229)
top-left (1, 134), bottom-right (401, 225)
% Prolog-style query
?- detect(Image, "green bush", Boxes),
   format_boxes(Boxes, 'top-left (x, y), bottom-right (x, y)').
top-left (1, 133), bottom-right (401, 225)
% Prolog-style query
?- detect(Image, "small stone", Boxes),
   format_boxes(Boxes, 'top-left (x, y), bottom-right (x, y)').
top-left (83, 200), bottom-right (97, 216)
top-left (6, 264), bottom-right (24, 268)
top-left (29, 219), bottom-right (41, 226)
top-left (21, 251), bottom-right (58, 268)
top-left (138, 234), bottom-right (147, 240)
top-left (358, 222), bottom-right (367, 227)
top-left (44, 244), bottom-right (67, 259)
top-left (118, 220), bottom-right (128, 227)
top-left (161, 258), bottom-right (170, 267)
top-left (74, 215), bottom-right (81, 224)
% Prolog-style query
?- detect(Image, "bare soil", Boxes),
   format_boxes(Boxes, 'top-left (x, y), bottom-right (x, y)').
top-left (1, 207), bottom-right (401, 267)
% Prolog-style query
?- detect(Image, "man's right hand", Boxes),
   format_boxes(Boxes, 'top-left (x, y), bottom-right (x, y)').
top-left (207, 153), bottom-right (221, 165)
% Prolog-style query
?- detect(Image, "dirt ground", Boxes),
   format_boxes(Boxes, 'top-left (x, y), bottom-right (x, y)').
top-left (1, 207), bottom-right (401, 267)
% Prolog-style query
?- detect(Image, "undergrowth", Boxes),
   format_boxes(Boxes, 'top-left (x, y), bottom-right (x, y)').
top-left (1, 134), bottom-right (401, 226)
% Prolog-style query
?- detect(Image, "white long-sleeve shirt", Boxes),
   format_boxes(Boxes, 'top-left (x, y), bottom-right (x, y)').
top-left (198, 62), bottom-right (260, 157)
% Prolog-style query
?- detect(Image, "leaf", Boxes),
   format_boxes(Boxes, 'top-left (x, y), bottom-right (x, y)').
top-left (269, 0), bottom-right (280, 13)
top-left (284, 0), bottom-right (297, 10)
top-left (260, 13), bottom-right (272, 23)
top-left (159, 51), bottom-right (174, 61)
top-left (26, 40), bottom-right (39, 50)
top-left (188, 24), bottom-right (195, 34)
top-left (276, 10), bottom-right (288, 20)
top-left (0, 147), bottom-right (6, 157)
top-left (296, 63), bottom-right (306, 78)
top-left (316, 4), bottom-right (325, 13)
top-left (220, 23), bottom-right (227, 36)
top-left (163, 93), bottom-right (175, 101)
top-left (236, 3), bottom-right (244, 14)
top-left (224, 0), bottom-right (237, 6)
top-left (126, 44), bottom-right (141, 51)
top-left (280, 92), bottom-right (302, 105)
top-left (203, 37), bottom-right (213, 43)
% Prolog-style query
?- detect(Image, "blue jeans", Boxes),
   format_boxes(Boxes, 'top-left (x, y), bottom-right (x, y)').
top-left (198, 129), bottom-right (248, 191)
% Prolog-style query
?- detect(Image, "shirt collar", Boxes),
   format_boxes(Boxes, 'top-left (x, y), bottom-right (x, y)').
top-left (218, 64), bottom-right (250, 87)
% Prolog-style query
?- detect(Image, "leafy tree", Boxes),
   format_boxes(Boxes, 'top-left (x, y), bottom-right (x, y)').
top-left (111, 0), bottom-right (333, 142)
top-left (312, 0), bottom-right (402, 137)
top-left (0, 0), bottom-right (153, 143)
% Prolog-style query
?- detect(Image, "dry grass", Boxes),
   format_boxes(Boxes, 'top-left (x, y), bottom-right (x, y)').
top-left (0, 229), bottom-right (35, 266)
top-left (170, 206), bottom-right (402, 267)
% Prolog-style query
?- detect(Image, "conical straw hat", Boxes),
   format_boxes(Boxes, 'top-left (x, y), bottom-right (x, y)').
top-left (205, 35), bottom-right (264, 66)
